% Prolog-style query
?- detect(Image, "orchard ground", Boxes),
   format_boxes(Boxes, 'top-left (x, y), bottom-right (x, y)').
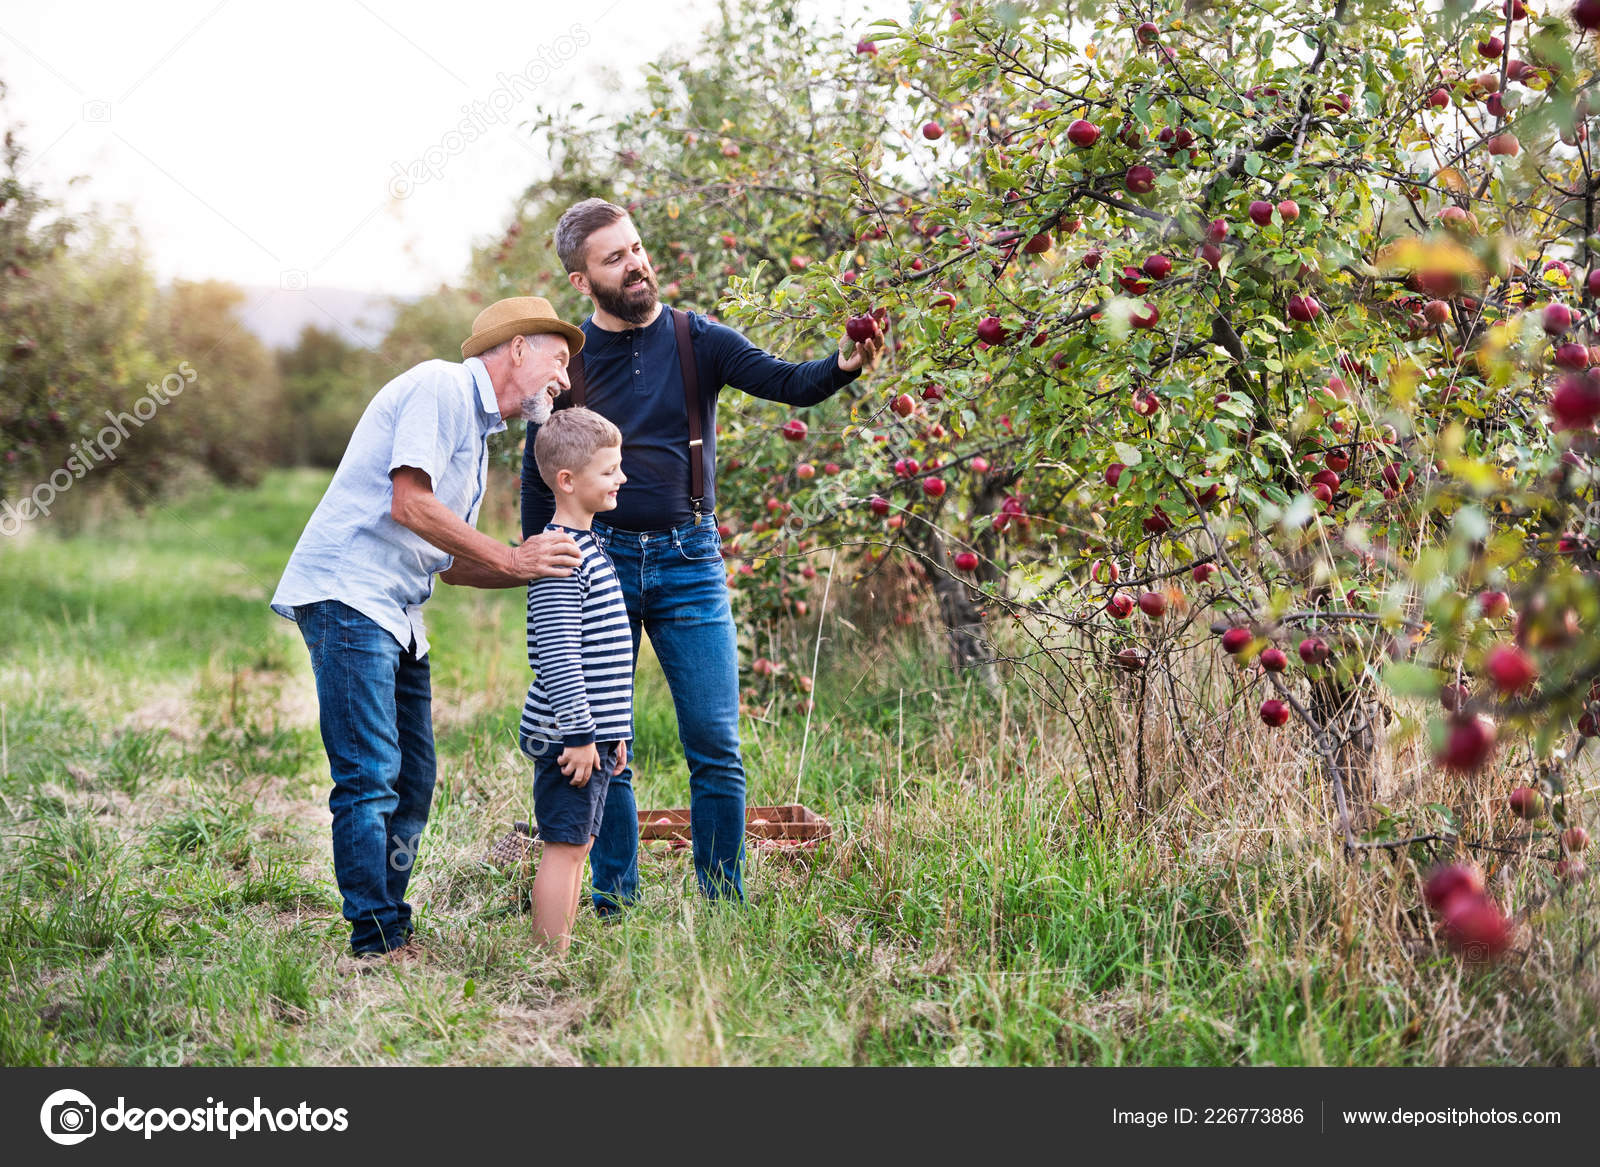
top-left (1, 470), bottom-right (1596, 1066)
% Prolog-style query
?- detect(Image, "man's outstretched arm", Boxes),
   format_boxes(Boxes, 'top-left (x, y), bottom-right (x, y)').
top-left (707, 318), bottom-right (883, 407)
top-left (390, 466), bottom-right (581, 587)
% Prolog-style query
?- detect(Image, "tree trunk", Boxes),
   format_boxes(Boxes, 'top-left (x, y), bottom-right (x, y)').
top-left (1308, 675), bottom-right (1394, 827)
top-left (925, 528), bottom-right (1001, 694)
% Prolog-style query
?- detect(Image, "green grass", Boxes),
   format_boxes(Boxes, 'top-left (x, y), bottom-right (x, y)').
top-left (1, 468), bottom-right (1596, 1066)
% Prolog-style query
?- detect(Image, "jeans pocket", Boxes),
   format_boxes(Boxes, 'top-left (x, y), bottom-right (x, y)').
top-left (674, 527), bottom-right (722, 563)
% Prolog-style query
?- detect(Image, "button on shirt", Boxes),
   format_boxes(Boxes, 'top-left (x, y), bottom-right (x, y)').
top-left (270, 357), bottom-right (505, 659)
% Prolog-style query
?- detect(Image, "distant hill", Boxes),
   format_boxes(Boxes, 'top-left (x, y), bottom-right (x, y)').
top-left (234, 286), bottom-right (402, 352)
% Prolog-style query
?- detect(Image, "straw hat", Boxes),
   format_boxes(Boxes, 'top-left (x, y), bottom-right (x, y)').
top-left (460, 296), bottom-right (585, 359)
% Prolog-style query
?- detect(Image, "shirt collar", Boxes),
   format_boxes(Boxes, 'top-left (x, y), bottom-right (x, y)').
top-left (464, 356), bottom-right (506, 435)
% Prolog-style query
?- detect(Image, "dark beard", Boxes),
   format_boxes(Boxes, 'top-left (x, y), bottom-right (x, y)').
top-left (592, 268), bottom-right (659, 324)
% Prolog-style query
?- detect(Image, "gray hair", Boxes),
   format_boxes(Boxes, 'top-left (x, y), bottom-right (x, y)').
top-left (478, 331), bottom-right (566, 361)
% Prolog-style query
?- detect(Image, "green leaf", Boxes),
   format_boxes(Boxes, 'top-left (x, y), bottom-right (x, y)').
top-left (1382, 662), bottom-right (1441, 698)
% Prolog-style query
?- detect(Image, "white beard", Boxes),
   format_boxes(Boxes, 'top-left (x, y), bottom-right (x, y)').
top-left (521, 393), bottom-right (553, 425)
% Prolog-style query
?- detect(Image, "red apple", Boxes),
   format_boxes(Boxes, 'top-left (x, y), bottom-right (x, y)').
top-left (922, 121), bottom-right (944, 140)
top-left (977, 316), bottom-right (1009, 345)
top-left (796, 462), bottom-right (815, 479)
top-left (781, 418), bottom-right (808, 442)
top-left (954, 551), bottom-right (979, 572)
top-left (1192, 563), bottom-right (1217, 584)
top-left (1142, 505), bottom-right (1173, 534)
top-left (1487, 131), bottom-right (1520, 157)
top-left (892, 393), bottom-right (915, 417)
top-left (1277, 199), bottom-right (1300, 222)
top-left (1125, 165), bottom-right (1156, 194)
top-left (1248, 200), bottom-right (1274, 226)
top-left (1477, 591), bottom-right (1510, 619)
top-left (1131, 302), bottom-right (1160, 329)
top-left (1260, 699), bottom-right (1289, 727)
top-left (1508, 785), bottom-right (1544, 819)
top-left (1106, 592), bottom-right (1135, 619)
top-left (1485, 643), bottom-right (1537, 693)
top-left (1563, 826), bottom-right (1591, 853)
top-left (1222, 627), bottom-right (1253, 654)
top-left (1136, 21), bottom-right (1160, 45)
top-left (1441, 895), bottom-right (1512, 957)
top-left (1105, 462), bottom-right (1127, 488)
top-left (1423, 300), bottom-right (1451, 325)
top-left (1199, 243), bottom-right (1222, 270)
top-left (1287, 294), bottom-right (1322, 323)
top-left (1024, 232), bottom-right (1052, 254)
top-left (922, 476), bottom-right (946, 498)
top-left (1423, 863), bottom-right (1486, 911)
top-left (856, 38), bottom-right (878, 55)
top-left (1298, 636), bottom-right (1329, 665)
top-left (1543, 302), bottom-right (1576, 335)
top-left (1578, 0), bottom-right (1600, 32)
top-left (1066, 119), bottom-right (1101, 147)
top-left (1142, 254), bottom-right (1172, 279)
top-left (970, 456), bottom-right (990, 474)
top-left (1260, 648), bottom-right (1288, 672)
top-left (846, 314), bottom-right (879, 342)
top-left (1437, 713), bottom-right (1497, 772)
top-left (1478, 35), bottom-right (1503, 59)
top-left (1204, 218), bottom-right (1229, 244)
top-left (1138, 591), bottom-right (1167, 618)
top-left (1555, 342), bottom-right (1590, 371)
top-left (1428, 87), bottom-right (1450, 108)
top-left (1090, 558), bottom-right (1120, 585)
top-left (868, 495), bottom-right (890, 516)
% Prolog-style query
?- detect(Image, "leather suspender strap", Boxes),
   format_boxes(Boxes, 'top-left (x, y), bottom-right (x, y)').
top-left (671, 306), bottom-right (706, 520)
top-left (567, 348), bottom-right (588, 407)
top-left (561, 308), bottom-right (704, 520)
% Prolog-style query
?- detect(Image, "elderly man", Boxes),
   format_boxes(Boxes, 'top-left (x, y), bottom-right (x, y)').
top-left (522, 199), bottom-right (882, 915)
top-left (272, 297), bottom-right (584, 963)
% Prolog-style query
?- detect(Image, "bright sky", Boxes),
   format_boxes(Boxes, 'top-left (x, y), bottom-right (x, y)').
top-left (0, 0), bottom-right (719, 298)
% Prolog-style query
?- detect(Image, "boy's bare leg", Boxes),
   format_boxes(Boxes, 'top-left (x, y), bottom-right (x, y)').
top-left (532, 841), bottom-right (588, 954)
top-left (568, 839), bottom-right (595, 933)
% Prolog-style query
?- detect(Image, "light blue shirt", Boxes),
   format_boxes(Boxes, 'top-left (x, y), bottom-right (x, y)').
top-left (270, 357), bottom-right (506, 658)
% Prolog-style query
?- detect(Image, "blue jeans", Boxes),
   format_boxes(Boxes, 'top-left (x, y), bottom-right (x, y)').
top-left (588, 512), bottom-right (745, 909)
top-left (294, 599), bottom-right (435, 954)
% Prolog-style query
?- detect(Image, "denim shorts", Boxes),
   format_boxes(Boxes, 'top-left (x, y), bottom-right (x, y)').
top-left (520, 736), bottom-right (620, 845)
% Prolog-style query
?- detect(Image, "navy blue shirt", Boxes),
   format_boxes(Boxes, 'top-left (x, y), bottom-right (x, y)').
top-left (521, 307), bottom-right (858, 534)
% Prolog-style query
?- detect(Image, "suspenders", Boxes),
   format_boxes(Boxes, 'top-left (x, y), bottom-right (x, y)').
top-left (565, 306), bottom-right (706, 522)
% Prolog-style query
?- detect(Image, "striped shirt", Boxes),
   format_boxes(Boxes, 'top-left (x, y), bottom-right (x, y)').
top-left (520, 524), bottom-right (634, 748)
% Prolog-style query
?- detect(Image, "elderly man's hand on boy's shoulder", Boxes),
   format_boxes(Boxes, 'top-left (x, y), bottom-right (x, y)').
top-left (512, 529), bottom-right (584, 580)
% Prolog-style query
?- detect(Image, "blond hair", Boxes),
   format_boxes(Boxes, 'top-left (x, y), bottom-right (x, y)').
top-left (535, 407), bottom-right (622, 489)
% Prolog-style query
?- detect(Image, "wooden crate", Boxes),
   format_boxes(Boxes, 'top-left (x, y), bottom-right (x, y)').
top-left (637, 803), bottom-right (831, 856)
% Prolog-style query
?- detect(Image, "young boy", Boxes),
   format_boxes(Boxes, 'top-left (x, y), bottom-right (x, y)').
top-left (518, 407), bottom-right (632, 954)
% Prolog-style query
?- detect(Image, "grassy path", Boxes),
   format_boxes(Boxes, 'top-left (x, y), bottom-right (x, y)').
top-left (1, 470), bottom-right (1595, 1065)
